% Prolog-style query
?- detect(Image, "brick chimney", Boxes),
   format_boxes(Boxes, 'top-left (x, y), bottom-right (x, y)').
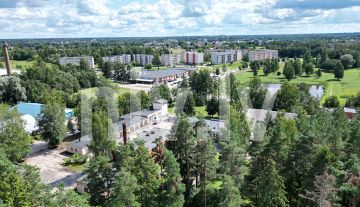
top-left (122, 122), bottom-right (128, 145)
top-left (2, 42), bottom-right (11, 76)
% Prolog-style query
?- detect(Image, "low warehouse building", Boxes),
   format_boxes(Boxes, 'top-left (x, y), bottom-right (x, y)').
top-left (134, 68), bottom-right (196, 84)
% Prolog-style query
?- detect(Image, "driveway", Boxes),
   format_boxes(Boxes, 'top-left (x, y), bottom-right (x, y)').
top-left (26, 148), bottom-right (82, 188)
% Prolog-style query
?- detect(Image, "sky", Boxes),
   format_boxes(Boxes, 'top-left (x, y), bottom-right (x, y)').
top-left (0, 0), bottom-right (360, 39)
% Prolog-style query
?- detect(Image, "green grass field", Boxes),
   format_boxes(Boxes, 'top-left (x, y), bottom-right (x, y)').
top-left (235, 67), bottom-right (360, 105)
top-left (77, 85), bottom-right (134, 98)
top-left (168, 105), bottom-right (219, 119)
top-left (0, 60), bottom-right (54, 70)
top-left (0, 60), bottom-right (35, 69)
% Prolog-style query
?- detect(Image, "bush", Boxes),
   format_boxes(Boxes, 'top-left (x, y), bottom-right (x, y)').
top-left (64, 153), bottom-right (87, 165)
top-left (144, 64), bottom-right (152, 69)
top-left (324, 96), bottom-right (340, 108)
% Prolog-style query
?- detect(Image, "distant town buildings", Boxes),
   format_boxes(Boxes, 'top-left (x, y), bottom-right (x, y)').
top-left (160, 54), bottom-right (181, 66)
top-left (102, 54), bottom-right (131, 64)
top-left (210, 50), bottom-right (246, 64)
top-left (248, 49), bottom-right (278, 61)
top-left (59, 56), bottom-right (95, 69)
top-left (133, 54), bottom-right (153, 66)
top-left (183, 51), bottom-right (204, 65)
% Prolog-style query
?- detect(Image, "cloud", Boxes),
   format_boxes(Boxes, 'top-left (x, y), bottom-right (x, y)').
top-left (273, 0), bottom-right (360, 10)
top-left (0, 0), bottom-right (360, 38)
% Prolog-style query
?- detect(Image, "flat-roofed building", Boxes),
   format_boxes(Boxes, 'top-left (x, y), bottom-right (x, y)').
top-left (210, 50), bottom-right (244, 64)
top-left (134, 68), bottom-right (196, 84)
top-left (160, 54), bottom-right (181, 66)
top-left (183, 51), bottom-right (204, 65)
top-left (248, 49), bottom-right (278, 61)
top-left (103, 54), bottom-right (131, 64)
top-left (133, 54), bottom-right (153, 66)
top-left (59, 56), bottom-right (95, 69)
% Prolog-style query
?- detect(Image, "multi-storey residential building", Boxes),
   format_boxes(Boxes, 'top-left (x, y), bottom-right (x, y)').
top-left (59, 56), bottom-right (95, 69)
top-left (210, 50), bottom-right (245, 65)
top-left (160, 54), bottom-right (181, 66)
top-left (248, 49), bottom-right (278, 61)
top-left (183, 51), bottom-right (204, 65)
top-left (102, 54), bottom-right (131, 64)
top-left (132, 54), bottom-right (154, 66)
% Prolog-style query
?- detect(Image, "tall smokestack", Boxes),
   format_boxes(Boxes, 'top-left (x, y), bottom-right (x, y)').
top-left (122, 122), bottom-right (128, 145)
top-left (2, 42), bottom-right (11, 76)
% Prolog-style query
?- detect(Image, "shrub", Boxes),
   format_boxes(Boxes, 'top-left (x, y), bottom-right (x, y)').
top-left (324, 96), bottom-right (340, 108)
top-left (64, 153), bottom-right (87, 165)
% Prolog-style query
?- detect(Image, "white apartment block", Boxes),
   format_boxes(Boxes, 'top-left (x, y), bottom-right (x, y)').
top-left (210, 50), bottom-right (239, 65)
top-left (102, 54), bottom-right (131, 64)
top-left (59, 56), bottom-right (95, 69)
top-left (183, 51), bottom-right (204, 65)
top-left (133, 54), bottom-right (154, 66)
top-left (160, 54), bottom-right (181, 66)
top-left (248, 49), bottom-right (278, 61)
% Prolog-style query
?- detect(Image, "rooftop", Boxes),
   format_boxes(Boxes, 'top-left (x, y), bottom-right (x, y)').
top-left (11, 102), bottom-right (74, 119)
top-left (137, 68), bottom-right (196, 80)
top-left (68, 135), bottom-right (91, 148)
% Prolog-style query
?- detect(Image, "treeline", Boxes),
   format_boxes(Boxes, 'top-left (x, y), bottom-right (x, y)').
top-left (0, 60), bottom-right (108, 108)
top-left (2, 42), bottom-right (171, 65)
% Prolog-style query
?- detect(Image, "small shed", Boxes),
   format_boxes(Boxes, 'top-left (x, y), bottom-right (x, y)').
top-left (66, 136), bottom-right (91, 155)
top-left (344, 107), bottom-right (357, 119)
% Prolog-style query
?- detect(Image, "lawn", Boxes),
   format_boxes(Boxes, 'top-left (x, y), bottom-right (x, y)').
top-left (77, 85), bottom-right (133, 98)
top-left (66, 162), bottom-right (88, 173)
top-left (0, 60), bottom-right (34, 69)
top-left (235, 67), bottom-right (360, 105)
top-left (168, 105), bottom-right (219, 119)
top-left (0, 60), bottom-right (54, 70)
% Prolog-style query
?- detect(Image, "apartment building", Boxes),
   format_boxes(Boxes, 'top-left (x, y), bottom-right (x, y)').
top-left (59, 56), bottom-right (95, 69)
top-left (102, 54), bottom-right (131, 64)
top-left (210, 50), bottom-right (245, 65)
top-left (160, 54), bottom-right (181, 66)
top-left (183, 51), bottom-right (204, 65)
top-left (133, 54), bottom-right (154, 66)
top-left (248, 49), bottom-right (278, 61)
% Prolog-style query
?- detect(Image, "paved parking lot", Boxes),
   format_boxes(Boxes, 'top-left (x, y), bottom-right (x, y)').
top-left (26, 147), bottom-right (82, 188)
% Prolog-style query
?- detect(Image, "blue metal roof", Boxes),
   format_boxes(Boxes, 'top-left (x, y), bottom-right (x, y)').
top-left (11, 102), bottom-right (74, 119)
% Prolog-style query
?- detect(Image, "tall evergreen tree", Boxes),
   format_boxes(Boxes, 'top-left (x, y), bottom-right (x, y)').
top-left (85, 155), bottom-right (114, 205)
top-left (219, 175), bottom-right (245, 207)
top-left (158, 149), bottom-right (185, 207)
top-left (172, 116), bottom-right (196, 204)
top-left (108, 169), bottom-right (140, 207)
top-left (128, 143), bottom-right (161, 207)
top-left (253, 158), bottom-right (288, 207)
top-left (183, 92), bottom-right (196, 116)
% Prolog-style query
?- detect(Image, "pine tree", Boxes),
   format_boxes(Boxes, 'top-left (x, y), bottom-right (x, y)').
top-left (183, 92), bottom-right (196, 116)
top-left (108, 169), bottom-right (140, 207)
top-left (128, 142), bottom-right (161, 207)
top-left (172, 116), bottom-right (196, 204)
top-left (158, 149), bottom-right (185, 207)
top-left (85, 155), bottom-right (114, 205)
top-left (219, 175), bottom-right (244, 207)
top-left (253, 158), bottom-right (288, 207)
top-left (193, 137), bottom-right (218, 206)
top-left (221, 141), bottom-right (248, 189)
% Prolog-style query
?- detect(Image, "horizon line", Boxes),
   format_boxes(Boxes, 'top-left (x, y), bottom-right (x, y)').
top-left (1, 31), bottom-right (359, 41)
